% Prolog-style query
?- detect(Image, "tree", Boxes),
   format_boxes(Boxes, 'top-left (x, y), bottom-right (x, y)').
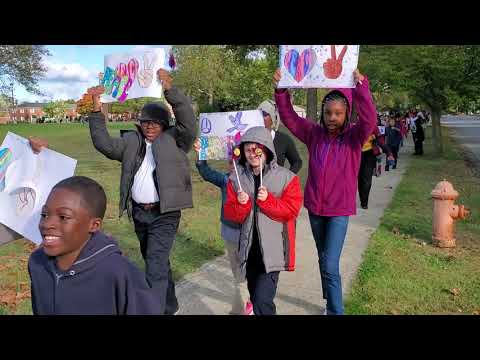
top-left (0, 45), bottom-right (49, 96)
top-left (0, 94), bottom-right (9, 110)
top-left (43, 100), bottom-right (68, 120)
top-left (173, 45), bottom-right (232, 111)
top-left (360, 45), bottom-right (480, 155)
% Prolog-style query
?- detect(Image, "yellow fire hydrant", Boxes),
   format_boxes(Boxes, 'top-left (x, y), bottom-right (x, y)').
top-left (431, 180), bottom-right (470, 248)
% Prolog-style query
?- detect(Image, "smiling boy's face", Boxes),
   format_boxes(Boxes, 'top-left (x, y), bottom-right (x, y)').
top-left (39, 188), bottom-right (101, 260)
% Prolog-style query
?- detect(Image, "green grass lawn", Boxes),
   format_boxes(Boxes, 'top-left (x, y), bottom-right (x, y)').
top-left (345, 129), bottom-right (480, 315)
top-left (0, 122), bottom-right (231, 314)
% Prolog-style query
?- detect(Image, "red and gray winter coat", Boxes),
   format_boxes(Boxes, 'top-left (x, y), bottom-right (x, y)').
top-left (223, 126), bottom-right (303, 278)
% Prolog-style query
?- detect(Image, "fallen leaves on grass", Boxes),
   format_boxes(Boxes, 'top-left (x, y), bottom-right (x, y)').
top-left (450, 288), bottom-right (461, 296)
top-left (389, 309), bottom-right (399, 315)
top-left (0, 286), bottom-right (31, 312)
top-left (473, 310), bottom-right (480, 315)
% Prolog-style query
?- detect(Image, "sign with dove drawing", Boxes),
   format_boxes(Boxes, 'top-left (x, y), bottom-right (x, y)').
top-left (278, 45), bottom-right (360, 89)
top-left (199, 110), bottom-right (265, 160)
top-left (101, 47), bottom-right (172, 103)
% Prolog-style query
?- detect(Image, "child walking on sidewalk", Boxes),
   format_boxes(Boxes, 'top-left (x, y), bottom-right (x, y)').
top-left (193, 139), bottom-right (252, 315)
top-left (273, 68), bottom-right (377, 315)
top-left (223, 127), bottom-right (303, 315)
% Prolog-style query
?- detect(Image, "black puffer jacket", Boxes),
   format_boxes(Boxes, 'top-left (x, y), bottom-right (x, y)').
top-left (88, 86), bottom-right (196, 218)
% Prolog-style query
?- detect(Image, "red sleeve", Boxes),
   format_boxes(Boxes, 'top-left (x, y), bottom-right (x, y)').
top-left (256, 176), bottom-right (303, 223)
top-left (223, 180), bottom-right (252, 224)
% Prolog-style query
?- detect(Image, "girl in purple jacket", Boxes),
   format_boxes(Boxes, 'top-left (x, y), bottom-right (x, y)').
top-left (273, 68), bottom-right (377, 315)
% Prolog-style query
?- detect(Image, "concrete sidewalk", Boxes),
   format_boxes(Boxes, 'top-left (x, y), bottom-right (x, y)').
top-left (176, 140), bottom-right (413, 315)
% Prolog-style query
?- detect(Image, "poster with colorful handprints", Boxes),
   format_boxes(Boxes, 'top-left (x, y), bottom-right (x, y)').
top-left (278, 45), bottom-right (360, 89)
top-left (0, 132), bottom-right (77, 245)
top-left (101, 47), bottom-right (173, 103)
top-left (199, 110), bottom-right (265, 160)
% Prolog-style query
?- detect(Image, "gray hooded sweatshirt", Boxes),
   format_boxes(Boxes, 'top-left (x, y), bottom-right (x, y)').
top-left (223, 126), bottom-right (303, 279)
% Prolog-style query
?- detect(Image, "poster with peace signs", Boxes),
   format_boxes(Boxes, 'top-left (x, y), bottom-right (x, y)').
top-left (198, 110), bottom-right (265, 160)
top-left (100, 47), bottom-right (171, 103)
top-left (278, 45), bottom-right (360, 89)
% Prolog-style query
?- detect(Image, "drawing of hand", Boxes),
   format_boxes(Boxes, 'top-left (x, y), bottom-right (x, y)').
top-left (138, 52), bottom-right (155, 88)
top-left (323, 45), bottom-right (348, 79)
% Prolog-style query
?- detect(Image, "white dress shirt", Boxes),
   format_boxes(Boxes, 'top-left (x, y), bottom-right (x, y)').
top-left (131, 141), bottom-right (159, 204)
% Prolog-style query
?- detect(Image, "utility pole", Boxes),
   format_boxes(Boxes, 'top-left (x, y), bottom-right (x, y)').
top-left (10, 82), bottom-right (15, 122)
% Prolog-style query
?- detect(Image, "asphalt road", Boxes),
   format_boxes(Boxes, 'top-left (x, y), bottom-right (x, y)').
top-left (441, 115), bottom-right (480, 165)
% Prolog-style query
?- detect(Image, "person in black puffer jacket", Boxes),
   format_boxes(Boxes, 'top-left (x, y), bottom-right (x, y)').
top-left (86, 69), bottom-right (196, 315)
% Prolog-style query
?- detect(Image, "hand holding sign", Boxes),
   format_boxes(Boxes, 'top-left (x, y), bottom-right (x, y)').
top-left (237, 190), bottom-right (249, 205)
top-left (323, 45), bottom-right (348, 79)
top-left (273, 68), bottom-right (282, 88)
top-left (257, 186), bottom-right (268, 202)
top-left (353, 68), bottom-right (365, 86)
top-left (157, 69), bottom-right (173, 91)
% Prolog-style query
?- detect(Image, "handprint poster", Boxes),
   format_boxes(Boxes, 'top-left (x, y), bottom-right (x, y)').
top-left (199, 110), bottom-right (265, 160)
top-left (0, 132), bottom-right (77, 245)
top-left (101, 47), bottom-right (170, 103)
top-left (278, 45), bottom-right (360, 89)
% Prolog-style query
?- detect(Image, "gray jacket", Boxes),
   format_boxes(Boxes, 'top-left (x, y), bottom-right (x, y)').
top-left (88, 86), bottom-right (196, 218)
top-left (223, 127), bottom-right (303, 278)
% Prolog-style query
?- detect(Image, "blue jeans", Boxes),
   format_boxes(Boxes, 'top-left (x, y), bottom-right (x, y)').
top-left (308, 213), bottom-right (349, 315)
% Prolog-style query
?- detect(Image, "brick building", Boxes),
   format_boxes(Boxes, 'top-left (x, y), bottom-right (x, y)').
top-left (9, 102), bottom-right (79, 123)
top-left (10, 102), bottom-right (47, 123)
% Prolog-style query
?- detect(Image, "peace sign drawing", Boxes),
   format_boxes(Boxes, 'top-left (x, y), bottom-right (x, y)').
top-left (138, 52), bottom-right (157, 88)
top-left (278, 45), bottom-right (359, 89)
top-left (323, 45), bottom-right (348, 79)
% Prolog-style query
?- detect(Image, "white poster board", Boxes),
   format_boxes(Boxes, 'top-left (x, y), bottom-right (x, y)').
top-left (199, 110), bottom-right (265, 160)
top-left (278, 45), bottom-right (360, 89)
top-left (378, 126), bottom-right (386, 135)
top-left (0, 132), bottom-right (77, 245)
top-left (101, 47), bottom-right (170, 103)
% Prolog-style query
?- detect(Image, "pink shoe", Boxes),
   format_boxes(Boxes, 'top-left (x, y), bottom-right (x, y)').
top-left (244, 301), bottom-right (254, 315)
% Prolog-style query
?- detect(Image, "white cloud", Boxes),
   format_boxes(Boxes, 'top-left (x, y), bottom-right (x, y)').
top-left (19, 60), bottom-right (99, 102)
top-left (43, 60), bottom-right (96, 83)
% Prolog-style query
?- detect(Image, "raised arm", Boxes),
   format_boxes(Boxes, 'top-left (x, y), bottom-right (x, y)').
top-left (349, 72), bottom-right (377, 147)
top-left (88, 112), bottom-right (127, 162)
top-left (87, 86), bottom-right (126, 162)
top-left (159, 70), bottom-right (196, 153)
top-left (273, 69), bottom-right (318, 146)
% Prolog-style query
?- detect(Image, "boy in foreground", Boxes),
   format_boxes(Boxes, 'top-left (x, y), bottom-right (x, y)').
top-left (28, 176), bottom-right (163, 315)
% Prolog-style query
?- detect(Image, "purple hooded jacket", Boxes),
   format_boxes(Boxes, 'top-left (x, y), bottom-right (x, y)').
top-left (274, 77), bottom-right (377, 216)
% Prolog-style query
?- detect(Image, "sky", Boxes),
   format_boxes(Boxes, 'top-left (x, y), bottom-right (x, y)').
top-left (15, 45), bottom-right (170, 103)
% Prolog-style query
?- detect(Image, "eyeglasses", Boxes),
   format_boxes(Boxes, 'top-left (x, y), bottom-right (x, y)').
top-left (140, 121), bottom-right (161, 129)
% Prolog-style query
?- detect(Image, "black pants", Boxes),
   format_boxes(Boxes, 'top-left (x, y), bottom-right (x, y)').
top-left (246, 234), bottom-right (280, 315)
top-left (414, 139), bottom-right (424, 155)
top-left (386, 145), bottom-right (399, 171)
top-left (358, 150), bottom-right (377, 208)
top-left (132, 203), bottom-right (180, 315)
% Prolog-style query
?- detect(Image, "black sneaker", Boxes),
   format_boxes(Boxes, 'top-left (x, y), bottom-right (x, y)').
top-left (361, 204), bottom-right (368, 210)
